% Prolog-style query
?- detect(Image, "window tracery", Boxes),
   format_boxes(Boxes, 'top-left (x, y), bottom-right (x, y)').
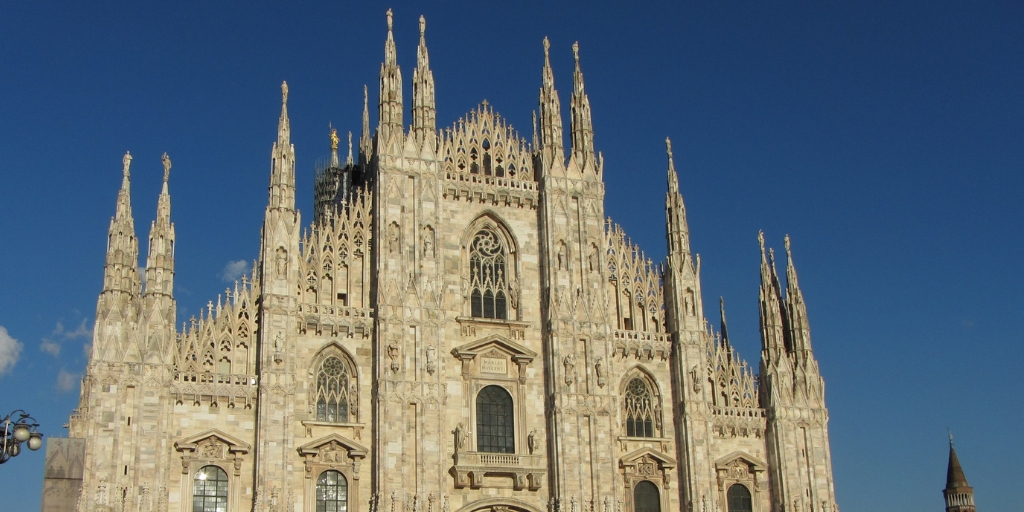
top-left (314, 355), bottom-right (353, 423)
top-left (469, 228), bottom-right (510, 320)
top-left (624, 377), bottom-right (659, 438)
top-left (316, 470), bottom-right (349, 512)
top-left (192, 465), bottom-right (228, 512)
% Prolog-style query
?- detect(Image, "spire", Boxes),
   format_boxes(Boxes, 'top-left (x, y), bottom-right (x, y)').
top-left (758, 231), bottom-right (787, 365)
top-left (102, 151), bottom-right (141, 296)
top-left (144, 153), bottom-right (176, 320)
top-left (665, 138), bottom-right (691, 257)
top-left (412, 14), bottom-right (436, 143)
top-left (378, 9), bottom-right (404, 143)
top-left (346, 131), bottom-right (354, 166)
top-left (330, 126), bottom-right (340, 168)
top-left (569, 41), bottom-right (595, 172)
top-left (784, 235), bottom-right (813, 357)
top-left (360, 85), bottom-right (372, 163)
top-left (537, 37), bottom-right (564, 170)
top-left (267, 81), bottom-right (296, 212)
top-left (719, 297), bottom-right (731, 349)
top-left (943, 433), bottom-right (976, 512)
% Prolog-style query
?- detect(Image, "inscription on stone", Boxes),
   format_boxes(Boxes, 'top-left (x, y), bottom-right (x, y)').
top-left (480, 357), bottom-right (507, 374)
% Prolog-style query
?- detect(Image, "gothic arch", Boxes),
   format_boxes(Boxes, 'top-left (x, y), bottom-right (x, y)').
top-left (462, 213), bottom-right (520, 320)
top-left (456, 498), bottom-right (545, 512)
top-left (619, 366), bottom-right (665, 438)
top-left (308, 342), bottom-right (360, 423)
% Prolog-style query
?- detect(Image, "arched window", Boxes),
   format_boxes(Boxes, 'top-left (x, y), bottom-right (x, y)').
top-left (624, 377), bottom-right (656, 437)
top-left (634, 481), bottom-right (660, 512)
top-left (476, 385), bottom-right (514, 453)
top-left (316, 470), bottom-right (349, 512)
top-left (727, 484), bottom-right (752, 512)
top-left (315, 355), bottom-right (352, 423)
top-left (469, 228), bottom-right (510, 320)
top-left (192, 465), bottom-right (228, 512)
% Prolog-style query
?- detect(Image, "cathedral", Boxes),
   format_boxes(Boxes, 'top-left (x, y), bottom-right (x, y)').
top-left (42, 11), bottom-right (838, 512)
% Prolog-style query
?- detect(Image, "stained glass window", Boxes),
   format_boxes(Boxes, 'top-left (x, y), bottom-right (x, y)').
top-left (316, 470), bottom-right (348, 512)
top-left (727, 484), bottom-right (752, 512)
top-left (192, 465), bottom-right (228, 512)
top-left (625, 378), bottom-right (656, 437)
top-left (469, 229), bottom-right (509, 320)
top-left (315, 356), bottom-right (351, 423)
top-left (634, 481), bottom-right (660, 512)
top-left (476, 385), bottom-right (514, 453)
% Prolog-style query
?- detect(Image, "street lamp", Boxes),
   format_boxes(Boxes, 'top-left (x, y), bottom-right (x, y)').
top-left (1, 410), bottom-right (43, 464)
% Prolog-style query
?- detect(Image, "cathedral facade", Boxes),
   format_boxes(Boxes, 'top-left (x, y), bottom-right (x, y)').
top-left (43, 11), bottom-right (838, 512)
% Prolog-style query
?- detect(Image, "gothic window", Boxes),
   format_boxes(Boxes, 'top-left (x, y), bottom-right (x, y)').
top-left (624, 377), bottom-right (656, 437)
top-left (727, 484), bottom-right (752, 512)
top-left (315, 356), bottom-right (352, 423)
top-left (316, 470), bottom-right (349, 512)
top-left (192, 465), bottom-right (228, 512)
top-left (634, 481), bottom-right (660, 512)
top-left (469, 228), bottom-right (509, 320)
top-left (476, 385), bottom-right (514, 453)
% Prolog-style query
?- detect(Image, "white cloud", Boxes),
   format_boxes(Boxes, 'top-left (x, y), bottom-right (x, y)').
top-left (56, 369), bottom-right (80, 393)
top-left (0, 326), bottom-right (23, 376)
top-left (220, 260), bottom-right (250, 282)
top-left (40, 319), bottom-right (93, 358)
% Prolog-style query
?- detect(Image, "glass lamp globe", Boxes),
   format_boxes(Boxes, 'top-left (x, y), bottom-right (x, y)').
top-left (13, 424), bottom-right (31, 442)
top-left (28, 433), bottom-right (43, 451)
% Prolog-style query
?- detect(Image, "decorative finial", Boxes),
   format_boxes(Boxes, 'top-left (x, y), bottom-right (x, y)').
top-left (543, 37), bottom-right (551, 59)
top-left (347, 131), bottom-right (353, 163)
top-left (419, 15), bottom-right (425, 37)
top-left (386, 9), bottom-right (393, 30)
top-left (666, 137), bottom-right (673, 158)
top-left (948, 428), bottom-right (954, 446)
top-left (758, 230), bottom-right (766, 253)
top-left (161, 152), bottom-right (171, 182)
top-left (784, 234), bottom-right (792, 258)
top-left (330, 126), bottom-right (340, 150)
top-left (572, 41), bottom-right (580, 65)
top-left (281, 81), bottom-right (288, 105)
top-left (122, 151), bottom-right (132, 178)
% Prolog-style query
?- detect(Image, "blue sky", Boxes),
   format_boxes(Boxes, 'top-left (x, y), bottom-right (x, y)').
top-left (2, 1), bottom-right (1022, 510)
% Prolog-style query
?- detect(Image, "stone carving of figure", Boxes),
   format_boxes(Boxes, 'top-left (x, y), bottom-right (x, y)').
top-left (122, 151), bottom-right (132, 177)
top-left (388, 343), bottom-right (401, 372)
top-left (161, 152), bottom-right (171, 182)
top-left (275, 247), bottom-right (287, 277)
top-left (528, 429), bottom-right (538, 454)
top-left (557, 242), bottom-right (567, 270)
top-left (388, 223), bottom-right (400, 254)
top-left (452, 422), bottom-right (468, 453)
top-left (422, 226), bottom-right (434, 257)
top-left (595, 357), bottom-right (607, 388)
top-left (508, 278), bottom-right (520, 310)
top-left (425, 345), bottom-right (437, 375)
top-left (563, 352), bottom-right (577, 387)
top-left (588, 244), bottom-right (598, 272)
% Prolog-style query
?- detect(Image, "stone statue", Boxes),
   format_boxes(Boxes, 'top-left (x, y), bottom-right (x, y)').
top-left (557, 242), bottom-right (566, 270)
top-left (388, 223), bottom-right (400, 254)
top-left (388, 343), bottom-right (401, 372)
top-left (161, 152), bottom-right (171, 182)
top-left (281, 81), bottom-right (288, 104)
top-left (122, 151), bottom-right (132, 177)
top-left (595, 357), bottom-right (607, 388)
top-left (528, 429), bottom-right (538, 454)
top-left (422, 226), bottom-right (434, 257)
top-left (563, 352), bottom-right (577, 387)
top-left (452, 422), bottom-right (468, 453)
top-left (425, 345), bottom-right (437, 375)
top-left (275, 247), bottom-right (287, 277)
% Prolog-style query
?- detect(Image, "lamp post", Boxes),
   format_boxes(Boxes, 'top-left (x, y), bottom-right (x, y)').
top-left (1, 410), bottom-right (43, 464)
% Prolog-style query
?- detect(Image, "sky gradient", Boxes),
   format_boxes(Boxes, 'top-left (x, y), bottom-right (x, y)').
top-left (1, 1), bottom-right (1022, 510)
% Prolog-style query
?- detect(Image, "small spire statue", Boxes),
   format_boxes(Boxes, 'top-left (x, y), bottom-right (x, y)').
top-left (161, 152), bottom-right (171, 182)
top-left (784, 234), bottom-right (792, 257)
top-left (386, 8), bottom-right (393, 30)
top-left (419, 15), bottom-right (426, 38)
top-left (122, 151), bottom-right (132, 178)
top-left (330, 127), bottom-right (340, 151)
top-left (281, 81), bottom-right (288, 105)
top-left (572, 41), bottom-right (580, 65)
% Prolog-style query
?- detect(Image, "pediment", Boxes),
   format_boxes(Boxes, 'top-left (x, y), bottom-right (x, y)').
top-left (452, 334), bottom-right (537, 363)
top-left (174, 429), bottom-right (250, 454)
top-left (714, 451), bottom-right (767, 471)
top-left (620, 447), bottom-right (676, 469)
top-left (297, 433), bottom-right (368, 460)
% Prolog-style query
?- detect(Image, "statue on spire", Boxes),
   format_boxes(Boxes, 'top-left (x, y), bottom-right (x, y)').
top-left (281, 81), bottom-right (288, 105)
top-left (122, 151), bottom-right (132, 178)
top-left (387, 8), bottom-right (393, 30)
top-left (419, 14), bottom-right (425, 37)
top-left (161, 152), bottom-right (171, 182)
top-left (330, 127), bottom-right (340, 151)
top-left (572, 41), bottom-right (580, 65)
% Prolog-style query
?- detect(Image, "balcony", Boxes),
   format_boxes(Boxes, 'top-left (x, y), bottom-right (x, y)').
top-left (451, 451), bottom-right (545, 491)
